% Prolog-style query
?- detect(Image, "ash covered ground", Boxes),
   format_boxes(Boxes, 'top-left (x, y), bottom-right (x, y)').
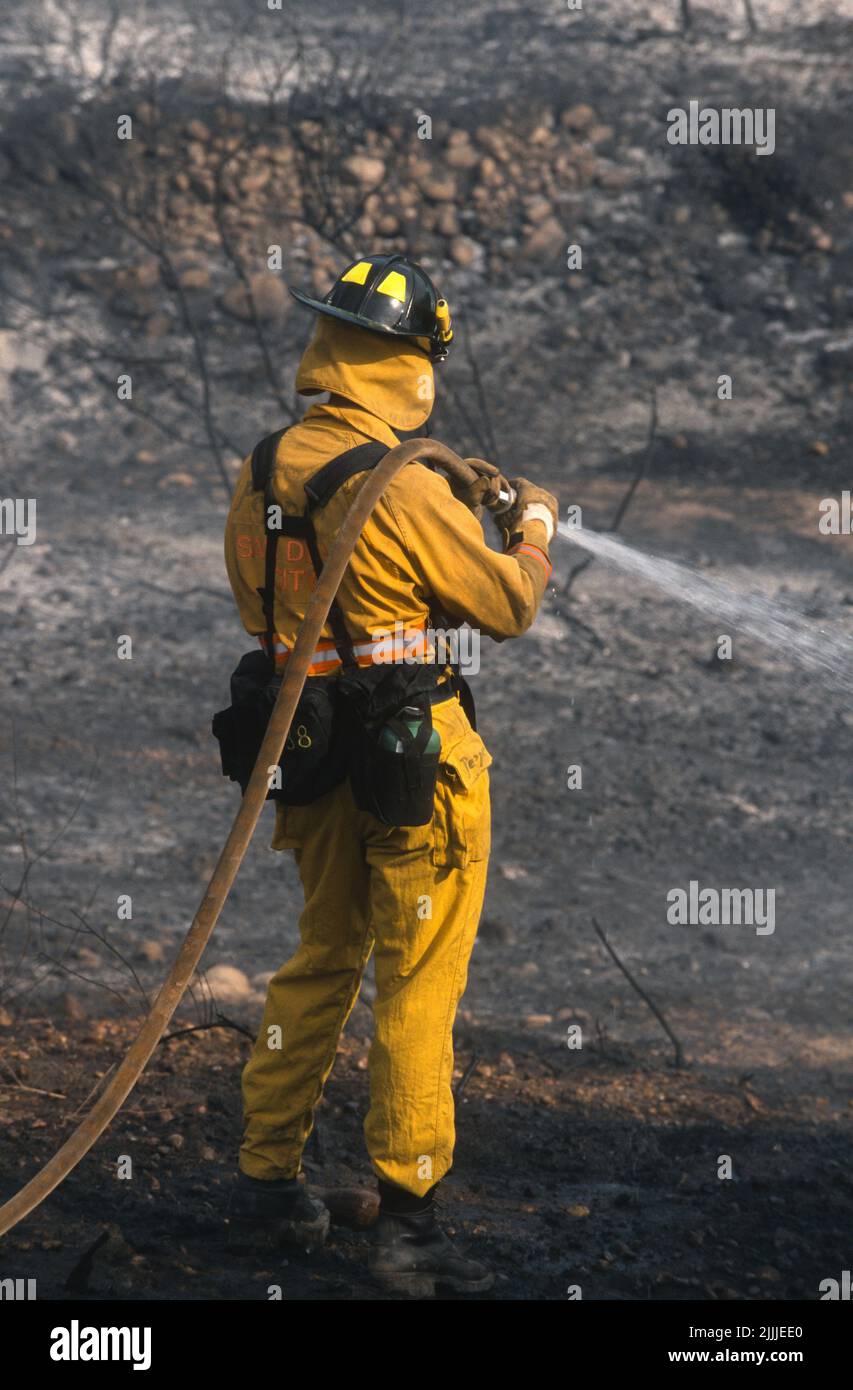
top-left (0, 0), bottom-right (852, 1301)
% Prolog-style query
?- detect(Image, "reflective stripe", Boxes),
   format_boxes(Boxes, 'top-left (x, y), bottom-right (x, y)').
top-left (375, 270), bottom-right (407, 300)
top-left (341, 260), bottom-right (372, 285)
top-left (260, 622), bottom-right (434, 676)
top-left (509, 541), bottom-right (552, 579)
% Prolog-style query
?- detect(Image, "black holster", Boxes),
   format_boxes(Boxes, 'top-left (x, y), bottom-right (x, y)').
top-left (337, 664), bottom-right (444, 827)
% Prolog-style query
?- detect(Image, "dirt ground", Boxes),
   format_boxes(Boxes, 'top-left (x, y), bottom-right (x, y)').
top-left (1, 1), bottom-right (852, 1301)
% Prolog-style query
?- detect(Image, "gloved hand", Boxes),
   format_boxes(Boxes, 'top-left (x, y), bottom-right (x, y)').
top-left (499, 477), bottom-right (559, 546)
top-left (449, 457), bottom-right (504, 519)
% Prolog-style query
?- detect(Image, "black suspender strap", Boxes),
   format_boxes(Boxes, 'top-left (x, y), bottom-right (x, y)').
top-left (303, 441), bottom-right (388, 508)
top-left (249, 431), bottom-right (389, 674)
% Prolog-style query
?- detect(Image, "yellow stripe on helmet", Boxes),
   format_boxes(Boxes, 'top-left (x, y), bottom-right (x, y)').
top-left (341, 260), bottom-right (372, 285)
top-left (375, 270), bottom-right (408, 301)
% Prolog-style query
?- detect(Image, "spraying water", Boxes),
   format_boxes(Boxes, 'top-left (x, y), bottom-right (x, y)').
top-left (555, 523), bottom-right (853, 700)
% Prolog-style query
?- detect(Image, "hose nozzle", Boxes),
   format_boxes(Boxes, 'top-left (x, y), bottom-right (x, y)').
top-left (487, 478), bottom-right (516, 515)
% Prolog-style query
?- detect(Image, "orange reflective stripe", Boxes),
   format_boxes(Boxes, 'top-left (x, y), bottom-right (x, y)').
top-left (259, 621), bottom-right (432, 675)
top-left (509, 541), bottom-right (552, 578)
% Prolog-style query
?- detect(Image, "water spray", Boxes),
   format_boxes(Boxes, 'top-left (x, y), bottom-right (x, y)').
top-left (556, 522), bottom-right (853, 698)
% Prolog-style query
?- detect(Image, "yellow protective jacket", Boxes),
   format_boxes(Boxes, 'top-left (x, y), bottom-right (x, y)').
top-left (224, 317), bottom-right (552, 665)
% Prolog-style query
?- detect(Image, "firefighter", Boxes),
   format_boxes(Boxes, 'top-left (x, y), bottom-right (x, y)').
top-left (223, 253), bottom-right (558, 1296)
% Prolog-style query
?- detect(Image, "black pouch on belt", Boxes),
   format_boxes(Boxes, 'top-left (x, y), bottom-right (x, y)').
top-left (212, 650), bottom-right (346, 805)
top-left (337, 663), bottom-right (445, 827)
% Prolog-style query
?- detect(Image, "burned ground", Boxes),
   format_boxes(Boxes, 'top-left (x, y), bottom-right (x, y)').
top-left (0, 0), bottom-right (851, 1300)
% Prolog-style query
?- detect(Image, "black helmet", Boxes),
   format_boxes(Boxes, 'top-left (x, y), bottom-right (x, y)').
top-left (289, 253), bottom-right (454, 362)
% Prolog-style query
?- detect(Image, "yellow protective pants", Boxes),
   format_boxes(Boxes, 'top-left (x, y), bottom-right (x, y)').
top-left (239, 695), bottom-right (491, 1195)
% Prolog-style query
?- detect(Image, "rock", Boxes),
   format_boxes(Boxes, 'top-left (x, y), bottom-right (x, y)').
top-left (595, 166), bottom-right (632, 190)
top-left (158, 471), bottom-right (196, 488)
top-left (126, 259), bottom-right (160, 291)
top-left (808, 224), bottom-right (833, 252)
top-left (204, 962), bottom-right (252, 1002)
top-left (529, 124), bottom-right (553, 146)
top-left (178, 265), bottom-right (211, 291)
top-left (61, 994), bottom-right (86, 1021)
top-left (240, 165), bottom-right (271, 195)
top-left (476, 127), bottom-right (510, 161)
top-left (450, 235), bottom-right (479, 267)
top-left (186, 119), bottom-right (210, 142)
top-left (220, 272), bottom-right (289, 322)
top-left (523, 195), bottom-right (553, 225)
top-left (566, 1204), bottom-right (590, 1218)
top-left (499, 863), bottom-right (528, 880)
top-left (436, 205), bottom-right (459, 237)
top-left (140, 939), bottom-right (165, 962)
top-left (479, 156), bottom-right (503, 187)
top-left (0, 1006), bottom-right (13, 1028)
top-left (343, 154), bottom-right (385, 186)
top-left (315, 1186), bottom-right (380, 1229)
top-left (418, 173), bottom-right (457, 202)
top-left (377, 213), bottom-right (399, 235)
top-left (445, 139), bottom-right (480, 171)
top-left (524, 214), bottom-right (565, 255)
top-left (524, 1013), bottom-right (553, 1027)
top-left (588, 124), bottom-right (615, 145)
top-left (561, 103), bottom-right (596, 132)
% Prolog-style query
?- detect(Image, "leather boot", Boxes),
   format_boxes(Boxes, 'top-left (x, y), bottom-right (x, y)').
top-left (227, 1172), bottom-right (329, 1253)
top-left (369, 1188), bottom-right (494, 1297)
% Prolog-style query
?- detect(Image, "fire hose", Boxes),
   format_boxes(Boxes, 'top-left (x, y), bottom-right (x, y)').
top-left (0, 440), bottom-right (515, 1237)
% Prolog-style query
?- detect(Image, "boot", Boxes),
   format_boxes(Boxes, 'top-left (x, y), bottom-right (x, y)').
top-left (369, 1186), bottom-right (494, 1298)
top-left (227, 1172), bottom-right (329, 1253)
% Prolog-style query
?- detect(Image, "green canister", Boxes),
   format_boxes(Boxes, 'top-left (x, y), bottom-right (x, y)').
top-left (378, 705), bottom-right (441, 756)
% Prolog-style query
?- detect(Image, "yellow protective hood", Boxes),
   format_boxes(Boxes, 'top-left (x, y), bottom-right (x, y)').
top-left (295, 315), bottom-right (435, 431)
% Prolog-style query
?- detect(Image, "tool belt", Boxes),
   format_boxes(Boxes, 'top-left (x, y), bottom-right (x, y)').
top-left (213, 428), bottom-right (472, 822)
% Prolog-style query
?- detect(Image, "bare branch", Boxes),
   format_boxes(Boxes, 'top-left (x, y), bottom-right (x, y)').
top-left (592, 917), bottom-right (685, 1070)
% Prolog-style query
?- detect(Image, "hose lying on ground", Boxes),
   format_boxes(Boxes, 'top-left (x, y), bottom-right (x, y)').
top-left (0, 441), bottom-right (500, 1238)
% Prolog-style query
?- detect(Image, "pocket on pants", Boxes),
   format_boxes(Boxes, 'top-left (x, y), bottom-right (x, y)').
top-left (431, 715), bottom-right (492, 869)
